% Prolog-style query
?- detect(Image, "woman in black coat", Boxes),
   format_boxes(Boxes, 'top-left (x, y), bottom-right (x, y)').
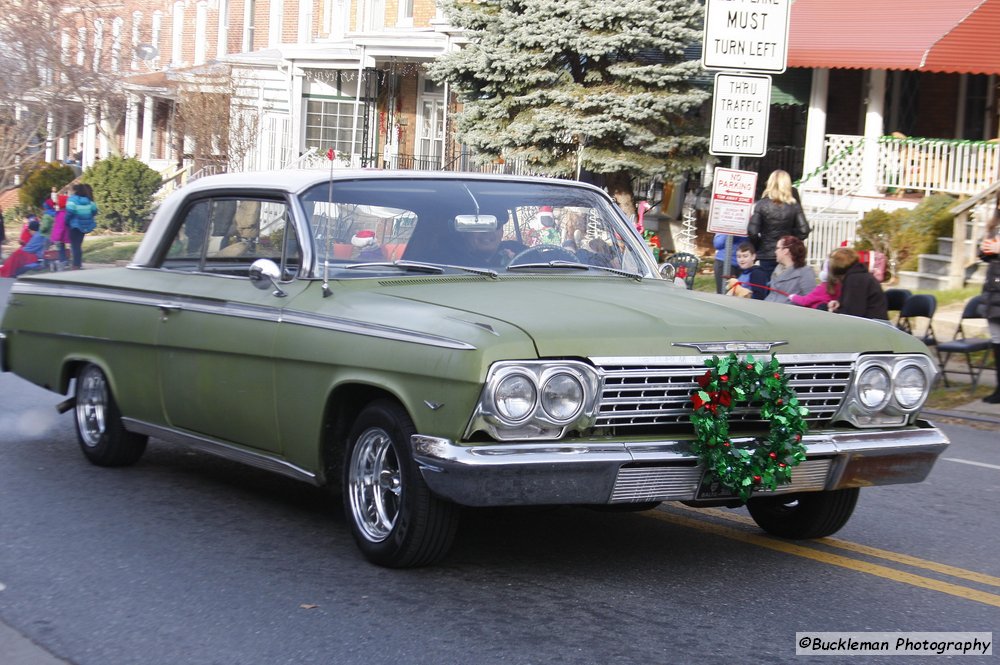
top-left (826, 248), bottom-right (888, 320)
top-left (747, 170), bottom-right (810, 281)
top-left (979, 210), bottom-right (1000, 403)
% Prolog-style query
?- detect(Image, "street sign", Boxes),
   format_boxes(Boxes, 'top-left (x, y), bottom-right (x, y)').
top-left (709, 73), bottom-right (771, 157)
top-left (708, 167), bottom-right (758, 235)
top-left (702, 0), bottom-right (791, 74)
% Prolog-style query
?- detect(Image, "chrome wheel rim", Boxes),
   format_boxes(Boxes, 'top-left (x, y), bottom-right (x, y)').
top-left (347, 427), bottom-right (401, 542)
top-left (76, 366), bottom-right (108, 448)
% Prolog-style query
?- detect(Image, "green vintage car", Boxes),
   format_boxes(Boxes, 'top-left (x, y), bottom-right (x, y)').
top-left (0, 171), bottom-right (948, 567)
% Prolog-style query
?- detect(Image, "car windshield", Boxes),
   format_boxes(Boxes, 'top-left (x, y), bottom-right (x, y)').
top-left (298, 177), bottom-right (653, 277)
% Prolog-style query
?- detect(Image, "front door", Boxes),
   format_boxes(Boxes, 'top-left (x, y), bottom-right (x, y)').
top-left (154, 194), bottom-right (308, 454)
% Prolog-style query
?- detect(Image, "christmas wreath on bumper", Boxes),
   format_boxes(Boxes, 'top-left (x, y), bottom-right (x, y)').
top-left (690, 354), bottom-right (809, 501)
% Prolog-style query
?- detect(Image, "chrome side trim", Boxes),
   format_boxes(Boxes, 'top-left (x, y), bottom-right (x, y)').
top-left (123, 418), bottom-right (319, 486)
top-left (12, 281), bottom-right (475, 350)
top-left (0, 331), bottom-right (7, 373)
top-left (280, 311), bottom-right (476, 350)
top-left (411, 425), bottom-right (949, 507)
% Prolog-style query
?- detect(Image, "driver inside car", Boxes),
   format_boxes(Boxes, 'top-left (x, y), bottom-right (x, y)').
top-left (452, 216), bottom-right (526, 269)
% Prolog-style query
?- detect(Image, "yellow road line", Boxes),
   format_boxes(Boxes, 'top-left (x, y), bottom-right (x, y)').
top-left (667, 503), bottom-right (1000, 588)
top-left (643, 510), bottom-right (1000, 608)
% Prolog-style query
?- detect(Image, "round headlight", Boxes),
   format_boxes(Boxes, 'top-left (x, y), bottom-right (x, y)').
top-left (857, 366), bottom-right (891, 409)
top-left (540, 373), bottom-right (584, 422)
top-left (494, 374), bottom-right (537, 422)
top-left (894, 364), bottom-right (928, 409)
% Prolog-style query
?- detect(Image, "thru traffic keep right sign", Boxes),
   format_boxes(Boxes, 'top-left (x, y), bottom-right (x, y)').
top-left (710, 73), bottom-right (771, 157)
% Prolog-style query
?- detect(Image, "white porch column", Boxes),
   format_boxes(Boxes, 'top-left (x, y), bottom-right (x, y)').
top-left (859, 69), bottom-right (887, 197)
top-left (141, 95), bottom-right (155, 162)
top-left (98, 102), bottom-right (111, 159)
top-left (800, 68), bottom-right (829, 189)
top-left (289, 67), bottom-right (304, 161)
top-left (45, 113), bottom-right (56, 162)
top-left (82, 102), bottom-right (98, 170)
top-left (124, 94), bottom-right (139, 156)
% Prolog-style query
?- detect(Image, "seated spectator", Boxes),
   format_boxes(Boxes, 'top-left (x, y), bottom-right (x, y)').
top-left (790, 278), bottom-right (842, 310)
top-left (825, 247), bottom-right (889, 320)
top-left (0, 218), bottom-right (47, 277)
top-left (725, 242), bottom-right (768, 300)
top-left (765, 235), bottom-right (817, 304)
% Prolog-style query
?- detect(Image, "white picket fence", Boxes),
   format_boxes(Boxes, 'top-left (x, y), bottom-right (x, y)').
top-left (804, 211), bottom-right (861, 269)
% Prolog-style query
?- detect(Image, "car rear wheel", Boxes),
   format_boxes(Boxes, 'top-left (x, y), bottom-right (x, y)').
top-left (74, 364), bottom-right (148, 467)
top-left (344, 399), bottom-right (459, 567)
top-left (746, 488), bottom-right (860, 539)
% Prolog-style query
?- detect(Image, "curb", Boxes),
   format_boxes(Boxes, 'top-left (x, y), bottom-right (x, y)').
top-left (922, 408), bottom-right (1000, 425)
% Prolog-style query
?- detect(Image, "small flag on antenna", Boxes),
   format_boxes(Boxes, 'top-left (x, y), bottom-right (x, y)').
top-left (326, 148), bottom-right (336, 160)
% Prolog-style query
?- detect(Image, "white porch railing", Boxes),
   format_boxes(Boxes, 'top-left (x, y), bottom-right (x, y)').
top-left (803, 211), bottom-right (861, 269)
top-left (823, 134), bottom-right (1000, 197)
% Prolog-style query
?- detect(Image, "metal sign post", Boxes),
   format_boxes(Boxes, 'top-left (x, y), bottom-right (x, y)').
top-left (702, 0), bottom-right (791, 287)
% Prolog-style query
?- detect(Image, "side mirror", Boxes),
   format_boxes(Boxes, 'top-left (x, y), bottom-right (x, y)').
top-left (249, 258), bottom-right (287, 297)
top-left (658, 262), bottom-right (676, 281)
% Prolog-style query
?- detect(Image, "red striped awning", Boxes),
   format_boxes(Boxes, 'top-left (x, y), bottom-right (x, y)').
top-left (788, 0), bottom-right (1000, 74)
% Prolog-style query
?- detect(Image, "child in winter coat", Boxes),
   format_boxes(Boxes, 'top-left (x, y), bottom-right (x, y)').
top-left (49, 194), bottom-right (71, 267)
top-left (65, 183), bottom-right (98, 269)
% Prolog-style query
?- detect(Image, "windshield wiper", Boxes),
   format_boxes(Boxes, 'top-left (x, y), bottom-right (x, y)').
top-left (506, 260), bottom-right (643, 281)
top-left (344, 260), bottom-right (498, 278)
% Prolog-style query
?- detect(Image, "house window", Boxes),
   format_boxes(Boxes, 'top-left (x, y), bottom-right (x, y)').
top-left (397, 0), bottom-right (413, 27)
top-left (416, 77), bottom-right (445, 167)
top-left (304, 97), bottom-right (369, 158)
top-left (243, 0), bottom-right (255, 52)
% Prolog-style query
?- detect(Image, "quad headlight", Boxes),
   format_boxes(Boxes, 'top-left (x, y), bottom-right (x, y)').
top-left (467, 361), bottom-right (600, 440)
top-left (837, 354), bottom-right (936, 427)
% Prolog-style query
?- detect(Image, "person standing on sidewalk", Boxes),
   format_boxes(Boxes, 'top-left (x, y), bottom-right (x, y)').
top-left (747, 170), bottom-right (810, 282)
top-left (979, 209), bottom-right (1000, 403)
top-left (65, 183), bottom-right (98, 269)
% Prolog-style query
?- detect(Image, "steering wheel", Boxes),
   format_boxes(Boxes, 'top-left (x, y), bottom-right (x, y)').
top-left (509, 244), bottom-right (578, 266)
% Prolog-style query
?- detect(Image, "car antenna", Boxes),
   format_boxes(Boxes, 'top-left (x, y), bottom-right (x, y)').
top-left (322, 151), bottom-right (335, 297)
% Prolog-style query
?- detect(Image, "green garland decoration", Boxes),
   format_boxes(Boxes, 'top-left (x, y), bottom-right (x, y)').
top-left (689, 353), bottom-right (810, 502)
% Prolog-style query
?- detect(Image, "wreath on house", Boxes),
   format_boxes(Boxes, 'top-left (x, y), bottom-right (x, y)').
top-left (689, 354), bottom-right (809, 501)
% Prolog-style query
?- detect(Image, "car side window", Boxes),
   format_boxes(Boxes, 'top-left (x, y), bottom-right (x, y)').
top-left (162, 197), bottom-right (297, 276)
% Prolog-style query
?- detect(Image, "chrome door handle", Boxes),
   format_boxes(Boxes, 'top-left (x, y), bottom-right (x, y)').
top-left (158, 303), bottom-right (182, 319)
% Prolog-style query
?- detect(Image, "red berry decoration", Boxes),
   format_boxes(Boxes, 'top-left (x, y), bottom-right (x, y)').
top-left (753, 475), bottom-right (762, 483)
top-left (769, 452), bottom-right (777, 459)
top-left (720, 375), bottom-right (728, 382)
top-left (773, 372), bottom-right (781, 379)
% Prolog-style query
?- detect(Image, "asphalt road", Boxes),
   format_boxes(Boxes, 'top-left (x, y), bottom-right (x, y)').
top-left (0, 369), bottom-right (998, 665)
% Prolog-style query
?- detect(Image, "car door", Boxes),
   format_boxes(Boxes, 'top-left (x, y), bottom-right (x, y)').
top-left (154, 193), bottom-right (310, 454)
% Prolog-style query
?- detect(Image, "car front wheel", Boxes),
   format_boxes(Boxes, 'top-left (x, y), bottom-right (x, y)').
top-left (343, 399), bottom-right (459, 567)
top-left (746, 488), bottom-right (860, 539)
top-left (74, 363), bottom-right (148, 467)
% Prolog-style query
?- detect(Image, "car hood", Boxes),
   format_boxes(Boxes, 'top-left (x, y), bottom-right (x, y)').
top-left (359, 276), bottom-right (927, 359)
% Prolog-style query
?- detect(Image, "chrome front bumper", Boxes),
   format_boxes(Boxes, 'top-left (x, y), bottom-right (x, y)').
top-left (411, 422), bottom-right (949, 507)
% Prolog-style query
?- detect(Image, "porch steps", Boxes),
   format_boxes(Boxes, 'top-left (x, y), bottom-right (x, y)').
top-left (897, 236), bottom-right (986, 290)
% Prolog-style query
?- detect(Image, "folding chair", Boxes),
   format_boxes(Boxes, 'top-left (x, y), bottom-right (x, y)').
top-left (884, 288), bottom-right (911, 325)
top-left (663, 252), bottom-right (700, 290)
top-left (896, 293), bottom-right (937, 348)
top-left (936, 295), bottom-right (991, 389)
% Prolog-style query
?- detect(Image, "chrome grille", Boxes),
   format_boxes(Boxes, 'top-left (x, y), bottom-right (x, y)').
top-left (595, 356), bottom-right (854, 430)
top-left (610, 459), bottom-right (832, 502)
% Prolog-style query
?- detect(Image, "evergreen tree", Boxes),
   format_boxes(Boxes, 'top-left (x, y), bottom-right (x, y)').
top-left (428, 0), bottom-right (709, 216)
